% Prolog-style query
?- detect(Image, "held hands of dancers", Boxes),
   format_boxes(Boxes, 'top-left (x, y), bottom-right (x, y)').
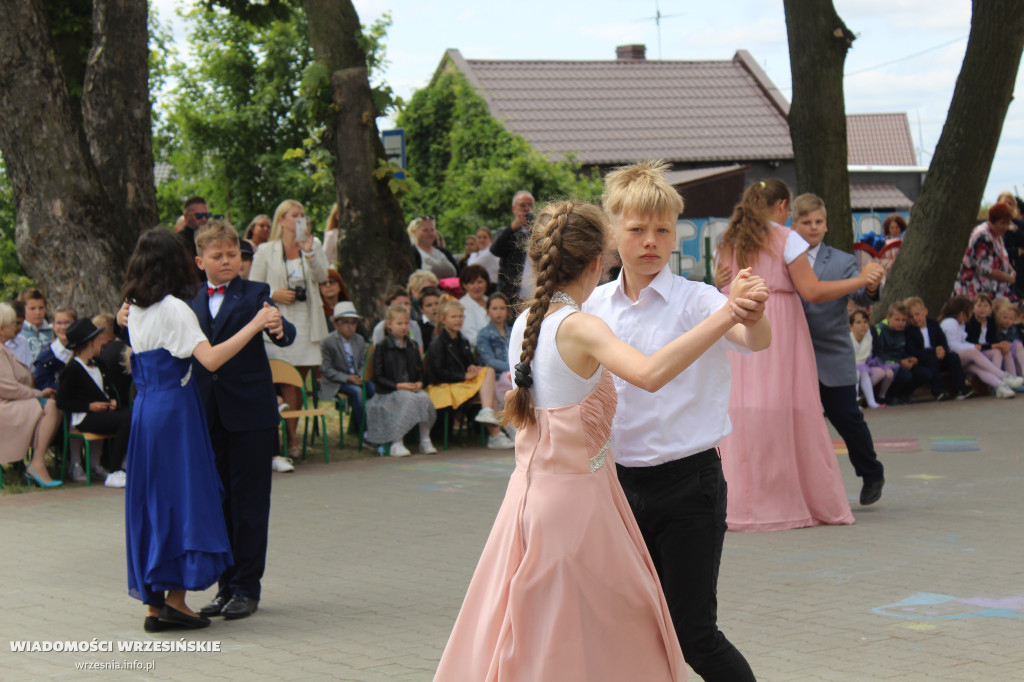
top-left (726, 268), bottom-right (770, 327)
top-left (257, 302), bottom-right (285, 339)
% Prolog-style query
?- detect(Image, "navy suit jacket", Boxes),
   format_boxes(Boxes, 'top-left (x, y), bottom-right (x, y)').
top-left (906, 317), bottom-right (949, 359)
top-left (189, 277), bottom-right (295, 433)
top-left (801, 244), bottom-right (878, 387)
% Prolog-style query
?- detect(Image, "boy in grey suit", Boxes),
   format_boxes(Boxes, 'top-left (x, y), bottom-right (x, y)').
top-left (319, 301), bottom-right (373, 434)
top-left (793, 194), bottom-right (886, 505)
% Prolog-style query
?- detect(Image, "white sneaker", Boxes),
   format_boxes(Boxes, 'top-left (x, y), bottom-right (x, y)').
top-left (420, 439), bottom-right (438, 455)
top-left (995, 384), bottom-right (1015, 399)
top-left (389, 442), bottom-right (412, 457)
top-left (487, 433), bottom-right (515, 449)
top-left (272, 456), bottom-right (295, 472)
top-left (1000, 374), bottom-right (1024, 389)
top-left (475, 407), bottom-right (499, 425)
top-left (104, 470), bottom-right (127, 488)
top-left (278, 402), bottom-right (290, 413)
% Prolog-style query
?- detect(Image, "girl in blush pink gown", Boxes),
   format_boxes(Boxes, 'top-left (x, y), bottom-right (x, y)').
top-left (435, 201), bottom-right (768, 681)
top-left (716, 180), bottom-right (874, 532)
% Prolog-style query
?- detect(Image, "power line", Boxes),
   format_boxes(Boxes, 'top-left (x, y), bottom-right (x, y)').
top-left (844, 34), bottom-right (968, 77)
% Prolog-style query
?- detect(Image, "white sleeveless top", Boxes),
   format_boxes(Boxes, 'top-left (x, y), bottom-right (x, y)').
top-left (509, 305), bottom-right (602, 409)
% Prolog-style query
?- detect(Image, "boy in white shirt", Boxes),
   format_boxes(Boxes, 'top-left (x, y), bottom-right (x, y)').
top-left (585, 161), bottom-right (770, 682)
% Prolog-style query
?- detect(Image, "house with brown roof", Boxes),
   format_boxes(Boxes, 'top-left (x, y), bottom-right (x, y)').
top-left (435, 45), bottom-right (925, 220)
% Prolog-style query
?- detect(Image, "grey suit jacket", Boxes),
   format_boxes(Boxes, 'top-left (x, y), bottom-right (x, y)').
top-left (801, 244), bottom-right (878, 387)
top-left (319, 331), bottom-right (369, 400)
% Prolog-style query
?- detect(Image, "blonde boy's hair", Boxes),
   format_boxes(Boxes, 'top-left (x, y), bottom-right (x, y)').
top-left (888, 302), bottom-right (908, 317)
top-left (195, 219), bottom-right (239, 253)
top-left (602, 160), bottom-right (684, 220)
top-left (92, 313), bottom-right (116, 335)
top-left (903, 296), bottom-right (925, 311)
top-left (792, 193), bottom-right (827, 219)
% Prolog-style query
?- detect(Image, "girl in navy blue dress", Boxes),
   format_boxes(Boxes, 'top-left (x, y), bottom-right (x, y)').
top-left (120, 229), bottom-right (281, 632)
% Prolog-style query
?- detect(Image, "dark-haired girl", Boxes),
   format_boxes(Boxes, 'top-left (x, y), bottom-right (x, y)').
top-left (436, 201), bottom-right (767, 681)
top-left (119, 228), bottom-right (281, 632)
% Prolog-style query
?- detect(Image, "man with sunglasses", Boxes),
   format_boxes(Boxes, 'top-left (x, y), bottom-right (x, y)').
top-left (178, 196), bottom-right (211, 267)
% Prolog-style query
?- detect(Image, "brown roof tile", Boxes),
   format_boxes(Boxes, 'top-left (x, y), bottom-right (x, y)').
top-left (846, 113), bottom-right (918, 166)
top-left (455, 50), bottom-right (793, 166)
top-left (850, 183), bottom-right (914, 211)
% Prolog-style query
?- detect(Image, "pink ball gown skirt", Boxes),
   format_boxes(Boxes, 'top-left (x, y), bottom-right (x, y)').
top-left (719, 226), bottom-right (855, 532)
top-left (435, 371), bottom-right (687, 681)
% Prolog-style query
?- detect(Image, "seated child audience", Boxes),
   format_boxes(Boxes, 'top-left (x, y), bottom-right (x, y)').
top-left (93, 313), bottom-right (133, 407)
top-left (965, 294), bottom-right (1007, 369)
top-left (904, 296), bottom-right (973, 400)
top-left (33, 305), bottom-right (77, 392)
top-left (239, 240), bottom-right (254, 280)
top-left (372, 286), bottom-right (424, 351)
top-left (939, 295), bottom-right (1024, 398)
top-left (425, 299), bottom-right (513, 449)
top-left (873, 302), bottom-right (932, 403)
top-left (417, 286), bottom-right (442, 348)
top-left (319, 301), bottom-right (374, 437)
top-left (3, 300), bottom-right (32, 367)
top-left (475, 293), bottom-right (513, 410)
top-left (458, 264), bottom-right (491, 347)
top-left (849, 310), bottom-right (892, 408)
top-left (56, 319), bottom-right (131, 488)
top-left (992, 297), bottom-right (1024, 376)
top-left (18, 287), bottom-right (53, 364)
top-left (365, 306), bottom-right (436, 456)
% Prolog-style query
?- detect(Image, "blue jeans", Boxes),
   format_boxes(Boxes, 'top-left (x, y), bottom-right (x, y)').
top-left (336, 381), bottom-right (373, 433)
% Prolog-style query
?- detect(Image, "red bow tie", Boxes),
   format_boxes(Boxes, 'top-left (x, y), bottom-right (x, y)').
top-left (208, 284), bottom-right (226, 295)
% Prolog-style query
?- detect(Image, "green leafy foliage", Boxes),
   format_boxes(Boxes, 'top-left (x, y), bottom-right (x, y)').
top-left (155, 4), bottom-right (336, 232)
top-left (0, 158), bottom-right (34, 301)
top-left (397, 70), bottom-right (602, 241)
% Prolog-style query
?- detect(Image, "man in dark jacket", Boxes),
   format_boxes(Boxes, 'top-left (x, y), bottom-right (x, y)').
top-left (490, 190), bottom-right (535, 306)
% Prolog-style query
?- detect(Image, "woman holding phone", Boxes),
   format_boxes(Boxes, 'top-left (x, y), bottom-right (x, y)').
top-left (250, 199), bottom-right (329, 459)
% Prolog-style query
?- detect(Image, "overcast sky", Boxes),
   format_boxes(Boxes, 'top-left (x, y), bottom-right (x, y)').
top-left (153, 0), bottom-right (1022, 203)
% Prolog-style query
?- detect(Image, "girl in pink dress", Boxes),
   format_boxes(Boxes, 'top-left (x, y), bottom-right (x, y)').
top-left (716, 180), bottom-right (876, 532)
top-left (435, 201), bottom-right (767, 681)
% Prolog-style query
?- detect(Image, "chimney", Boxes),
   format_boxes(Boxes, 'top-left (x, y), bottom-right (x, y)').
top-left (616, 44), bottom-right (646, 61)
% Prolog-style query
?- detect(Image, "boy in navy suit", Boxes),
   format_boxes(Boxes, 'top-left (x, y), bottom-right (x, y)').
top-left (791, 194), bottom-right (887, 505)
top-left (904, 296), bottom-right (973, 400)
top-left (190, 220), bottom-right (295, 620)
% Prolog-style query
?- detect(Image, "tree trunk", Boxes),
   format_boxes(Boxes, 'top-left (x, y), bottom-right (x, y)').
top-left (82, 0), bottom-right (158, 251)
top-left (302, 0), bottom-right (415, 327)
top-left (783, 0), bottom-right (856, 252)
top-left (0, 0), bottom-right (130, 313)
top-left (875, 0), bottom-right (1024, 319)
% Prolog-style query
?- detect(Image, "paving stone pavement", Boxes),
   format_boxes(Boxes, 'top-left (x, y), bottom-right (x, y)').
top-left (2, 396), bottom-right (1023, 681)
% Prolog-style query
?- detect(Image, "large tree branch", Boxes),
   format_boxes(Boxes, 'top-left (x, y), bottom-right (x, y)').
top-left (876, 0), bottom-right (1024, 318)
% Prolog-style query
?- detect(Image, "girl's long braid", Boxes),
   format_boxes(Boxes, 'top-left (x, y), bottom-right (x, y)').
top-left (503, 203), bottom-right (572, 427)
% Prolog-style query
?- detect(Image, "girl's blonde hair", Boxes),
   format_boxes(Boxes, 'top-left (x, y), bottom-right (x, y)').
top-left (504, 201), bottom-right (609, 428)
top-left (270, 199), bottom-right (305, 242)
top-left (384, 304), bottom-right (411, 333)
top-left (720, 179), bottom-right (791, 270)
top-left (438, 298), bottom-right (464, 320)
top-left (992, 296), bottom-right (1016, 325)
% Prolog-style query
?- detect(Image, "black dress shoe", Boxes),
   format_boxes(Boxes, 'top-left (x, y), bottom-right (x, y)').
top-left (221, 594), bottom-right (259, 620)
top-left (158, 604), bottom-right (211, 629)
top-left (860, 478), bottom-right (885, 506)
top-left (144, 616), bottom-right (185, 633)
top-left (199, 595), bottom-right (229, 618)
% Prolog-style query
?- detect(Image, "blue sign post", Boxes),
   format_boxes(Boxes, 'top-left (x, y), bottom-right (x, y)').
top-left (381, 128), bottom-right (406, 180)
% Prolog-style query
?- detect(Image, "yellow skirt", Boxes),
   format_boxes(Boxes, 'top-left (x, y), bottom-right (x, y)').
top-left (426, 371), bottom-right (487, 410)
